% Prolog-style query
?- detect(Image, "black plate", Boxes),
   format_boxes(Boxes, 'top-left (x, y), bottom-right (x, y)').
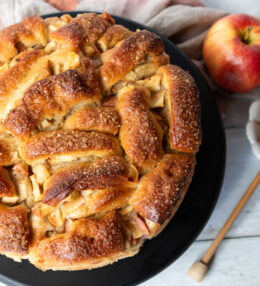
top-left (0, 11), bottom-right (226, 286)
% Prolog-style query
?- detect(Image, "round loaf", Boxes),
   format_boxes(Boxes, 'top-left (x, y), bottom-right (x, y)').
top-left (0, 12), bottom-right (201, 270)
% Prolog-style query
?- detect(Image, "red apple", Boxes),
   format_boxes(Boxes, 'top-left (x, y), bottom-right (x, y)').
top-left (203, 14), bottom-right (260, 93)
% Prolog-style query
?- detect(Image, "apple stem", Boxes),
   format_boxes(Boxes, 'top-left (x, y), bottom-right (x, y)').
top-left (241, 26), bottom-right (253, 44)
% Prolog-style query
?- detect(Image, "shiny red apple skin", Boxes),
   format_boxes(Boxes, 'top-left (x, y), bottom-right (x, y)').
top-left (203, 14), bottom-right (260, 93)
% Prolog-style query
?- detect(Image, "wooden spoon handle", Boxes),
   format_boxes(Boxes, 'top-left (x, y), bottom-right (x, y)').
top-left (202, 171), bottom-right (260, 264)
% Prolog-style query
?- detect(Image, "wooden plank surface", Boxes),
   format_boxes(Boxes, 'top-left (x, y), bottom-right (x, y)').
top-left (141, 236), bottom-right (260, 286)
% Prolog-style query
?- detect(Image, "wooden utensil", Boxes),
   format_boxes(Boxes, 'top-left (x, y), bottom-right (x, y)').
top-left (188, 171), bottom-right (260, 282)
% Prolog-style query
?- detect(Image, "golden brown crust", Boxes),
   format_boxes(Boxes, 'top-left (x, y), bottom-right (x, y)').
top-left (0, 204), bottom-right (30, 258)
top-left (0, 49), bottom-right (43, 97)
top-left (4, 63), bottom-right (101, 139)
top-left (0, 49), bottom-right (49, 120)
top-left (0, 133), bottom-right (20, 166)
top-left (0, 12), bottom-right (201, 271)
top-left (75, 188), bottom-right (135, 217)
top-left (44, 15), bottom-right (73, 33)
top-left (29, 212), bottom-right (128, 270)
top-left (64, 107), bottom-right (120, 135)
top-left (158, 65), bottom-right (201, 153)
top-left (0, 167), bottom-right (16, 197)
top-left (97, 25), bottom-right (133, 52)
top-left (47, 188), bottom-right (136, 224)
top-left (99, 30), bottom-right (168, 90)
top-left (144, 175), bottom-right (193, 239)
top-left (0, 15), bottom-right (47, 63)
top-left (50, 12), bottom-right (114, 49)
top-left (20, 130), bottom-right (122, 164)
top-left (43, 156), bottom-right (136, 206)
top-left (116, 86), bottom-right (163, 173)
top-left (0, 141), bottom-right (14, 166)
top-left (130, 153), bottom-right (195, 225)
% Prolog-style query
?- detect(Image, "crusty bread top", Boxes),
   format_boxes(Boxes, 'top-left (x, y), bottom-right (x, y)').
top-left (158, 65), bottom-right (201, 153)
top-left (0, 12), bottom-right (201, 271)
top-left (97, 25), bottom-right (133, 52)
top-left (0, 15), bottom-right (47, 64)
top-left (20, 130), bottom-right (122, 164)
top-left (64, 107), bottom-right (120, 134)
top-left (4, 67), bottom-right (101, 139)
top-left (116, 85), bottom-right (163, 174)
top-left (0, 204), bottom-right (30, 257)
top-left (29, 211), bottom-right (125, 270)
top-left (0, 49), bottom-right (50, 120)
top-left (50, 12), bottom-right (114, 48)
top-left (43, 156), bottom-right (137, 206)
top-left (99, 30), bottom-right (169, 90)
top-left (131, 153), bottom-right (195, 225)
top-left (0, 49), bottom-right (43, 96)
top-left (0, 133), bottom-right (20, 166)
top-left (0, 167), bottom-right (16, 197)
top-left (71, 188), bottom-right (135, 218)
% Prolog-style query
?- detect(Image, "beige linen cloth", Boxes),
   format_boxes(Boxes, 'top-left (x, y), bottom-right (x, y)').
top-left (0, 0), bottom-right (226, 60)
top-left (0, 0), bottom-right (259, 99)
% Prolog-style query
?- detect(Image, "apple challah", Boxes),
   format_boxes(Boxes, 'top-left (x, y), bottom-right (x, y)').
top-left (0, 12), bottom-right (201, 271)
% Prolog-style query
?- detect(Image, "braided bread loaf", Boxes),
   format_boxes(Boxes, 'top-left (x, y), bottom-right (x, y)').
top-left (0, 12), bottom-right (201, 270)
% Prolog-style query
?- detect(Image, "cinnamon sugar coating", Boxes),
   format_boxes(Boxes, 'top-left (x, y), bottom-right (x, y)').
top-left (43, 156), bottom-right (135, 206)
top-left (20, 130), bottom-right (121, 164)
top-left (0, 204), bottom-right (30, 258)
top-left (0, 12), bottom-right (201, 270)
